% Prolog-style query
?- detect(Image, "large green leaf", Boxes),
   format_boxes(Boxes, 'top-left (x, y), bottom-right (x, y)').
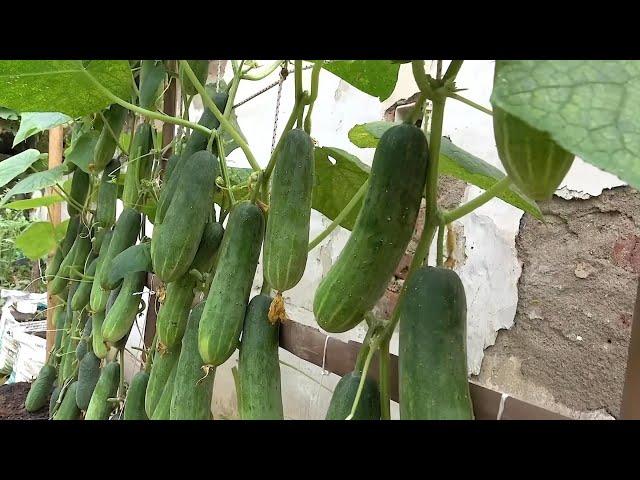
top-left (13, 112), bottom-right (72, 147)
top-left (65, 130), bottom-right (100, 173)
top-left (0, 149), bottom-right (42, 188)
top-left (312, 147), bottom-right (370, 230)
top-left (318, 61), bottom-right (400, 101)
top-left (491, 60), bottom-right (640, 190)
top-left (347, 121), bottom-right (542, 219)
top-left (0, 60), bottom-right (132, 117)
top-left (15, 221), bottom-right (57, 259)
top-left (0, 107), bottom-right (18, 120)
top-left (4, 195), bottom-right (63, 210)
top-left (219, 108), bottom-right (248, 157)
top-left (0, 165), bottom-right (66, 206)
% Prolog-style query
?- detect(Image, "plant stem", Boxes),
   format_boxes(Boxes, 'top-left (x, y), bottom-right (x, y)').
top-left (436, 222), bottom-right (445, 267)
top-left (443, 176), bottom-right (512, 223)
top-left (178, 60), bottom-right (260, 171)
top-left (448, 93), bottom-right (493, 116)
top-left (303, 62), bottom-right (322, 133)
top-left (354, 327), bottom-right (374, 373)
top-left (408, 92), bottom-right (428, 125)
top-left (345, 335), bottom-right (379, 420)
top-left (241, 60), bottom-right (283, 81)
top-left (82, 69), bottom-right (212, 137)
top-left (308, 179), bottom-right (368, 251)
top-left (378, 341), bottom-right (390, 420)
top-left (443, 60), bottom-right (464, 81)
top-left (411, 60), bottom-right (434, 98)
top-left (294, 61), bottom-right (303, 128)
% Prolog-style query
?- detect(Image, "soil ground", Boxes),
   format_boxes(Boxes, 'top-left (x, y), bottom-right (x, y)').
top-left (0, 382), bottom-right (50, 420)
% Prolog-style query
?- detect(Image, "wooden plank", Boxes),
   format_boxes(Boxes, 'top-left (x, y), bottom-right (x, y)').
top-left (621, 278), bottom-right (640, 418)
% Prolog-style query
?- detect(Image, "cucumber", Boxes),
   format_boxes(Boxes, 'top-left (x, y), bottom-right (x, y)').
top-left (45, 216), bottom-right (81, 280)
top-left (85, 361), bottom-right (120, 420)
top-left (53, 381), bottom-right (82, 420)
top-left (190, 221), bottom-right (224, 274)
top-left (398, 266), bottom-right (473, 420)
top-left (49, 385), bottom-right (61, 417)
top-left (124, 371), bottom-right (150, 420)
top-left (25, 364), bottom-right (57, 412)
top-left (151, 151), bottom-right (218, 282)
top-left (91, 311), bottom-right (109, 359)
top-left (76, 352), bottom-right (101, 411)
top-left (122, 123), bottom-right (153, 209)
top-left (263, 129), bottom-right (315, 292)
top-left (96, 158), bottom-right (120, 229)
top-left (67, 169), bottom-right (90, 217)
top-left (101, 270), bottom-right (146, 344)
top-left (52, 304), bottom-right (66, 365)
top-left (238, 295), bottom-right (283, 420)
top-left (179, 60), bottom-right (210, 97)
top-left (325, 371), bottom-right (381, 420)
top-left (49, 230), bottom-right (90, 296)
top-left (199, 201), bottom-right (264, 366)
top-left (93, 104), bottom-right (127, 172)
top-left (70, 256), bottom-right (98, 311)
top-left (139, 60), bottom-right (166, 110)
top-left (45, 249), bottom-right (64, 282)
top-left (314, 124), bottom-right (429, 333)
top-left (89, 230), bottom-right (114, 313)
top-left (98, 207), bottom-right (141, 291)
top-left (170, 304), bottom-right (214, 420)
top-left (145, 343), bottom-right (181, 418)
top-left (104, 242), bottom-right (151, 291)
top-left (151, 363), bottom-right (177, 420)
top-left (156, 276), bottom-right (196, 353)
top-left (75, 339), bottom-right (88, 362)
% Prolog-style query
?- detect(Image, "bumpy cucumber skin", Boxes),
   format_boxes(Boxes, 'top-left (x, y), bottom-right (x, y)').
top-left (325, 371), bottom-right (381, 420)
top-left (85, 361), bottom-right (120, 420)
top-left (179, 60), bottom-right (210, 97)
top-left (98, 208), bottom-right (141, 291)
top-left (124, 371), bottom-right (150, 420)
top-left (156, 90), bottom-right (227, 225)
top-left (67, 169), bottom-right (90, 217)
top-left (76, 352), bottom-right (101, 411)
top-left (96, 158), bottom-right (120, 229)
top-left (122, 123), bottom-right (153, 209)
top-left (199, 202), bottom-right (264, 367)
top-left (75, 340), bottom-right (88, 362)
top-left (314, 124), bottom-right (429, 333)
top-left (104, 242), bottom-right (151, 291)
top-left (238, 295), bottom-right (283, 420)
top-left (89, 230), bottom-right (114, 313)
top-left (91, 311), bottom-right (109, 359)
top-left (170, 304), bottom-right (214, 420)
top-left (53, 382), bottom-right (82, 420)
top-left (93, 104), bottom-right (127, 172)
top-left (145, 343), bottom-right (181, 418)
top-left (264, 129), bottom-right (315, 292)
top-left (151, 151), bottom-right (218, 282)
top-left (493, 106), bottom-right (575, 201)
top-left (151, 363), bottom-right (177, 420)
top-left (25, 364), bottom-right (57, 412)
top-left (70, 257), bottom-right (98, 311)
top-left (399, 266), bottom-right (473, 420)
top-left (156, 276), bottom-right (195, 353)
top-left (101, 270), bottom-right (146, 344)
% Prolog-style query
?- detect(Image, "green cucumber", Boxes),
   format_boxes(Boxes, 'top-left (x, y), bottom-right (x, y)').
top-left (25, 364), bottom-right (57, 412)
top-left (198, 201), bottom-right (264, 367)
top-left (238, 295), bottom-right (283, 420)
top-left (179, 60), bottom-right (210, 97)
top-left (151, 151), bottom-right (218, 282)
top-left (85, 361), bottom-right (120, 420)
top-left (139, 60), bottom-right (166, 110)
top-left (89, 230), bottom-right (114, 313)
top-left (48, 230), bottom-right (89, 296)
top-left (156, 276), bottom-right (196, 353)
top-left (314, 124), bottom-right (429, 333)
top-left (145, 342), bottom-right (181, 418)
top-left (124, 371), bottom-right (150, 420)
top-left (53, 381), bottom-right (82, 420)
top-left (49, 385), bottom-right (61, 417)
top-left (45, 216), bottom-right (81, 280)
top-left (95, 158), bottom-right (120, 229)
top-left (170, 304), bottom-right (214, 420)
top-left (101, 270), bottom-right (146, 344)
top-left (263, 128), bottom-right (315, 292)
top-left (104, 242), bottom-right (151, 291)
top-left (93, 104), bottom-right (127, 172)
top-left (75, 340), bottom-right (88, 362)
top-left (122, 123), bottom-right (153, 209)
top-left (98, 207), bottom-right (141, 291)
top-left (190, 221), bottom-right (224, 274)
top-left (70, 256), bottom-right (98, 311)
top-left (91, 311), bottom-right (109, 359)
top-left (76, 352), bottom-right (101, 411)
top-left (398, 266), bottom-right (473, 420)
top-left (151, 363), bottom-right (177, 420)
top-left (67, 169), bottom-right (90, 217)
top-left (325, 371), bottom-right (381, 420)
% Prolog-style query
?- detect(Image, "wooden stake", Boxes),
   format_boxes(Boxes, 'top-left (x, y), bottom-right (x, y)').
top-left (45, 126), bottom-right (63, 362)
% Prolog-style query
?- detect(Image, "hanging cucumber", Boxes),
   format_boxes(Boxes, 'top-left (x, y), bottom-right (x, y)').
top-left (101, 270), bottom-right (147, 344)
top-left (198, 201), bottom-right (264, 367)
top-left (325, 371), bottom-right (381, 420)
top-left (89, 230), bottom-right (114, 313)
top-left (314, 124), bottom-right (429, 333)
top-left (67, 169), bottom-right (90, 217)
top-left (75, 352), bottom-right (101, 411)
top-left (238, 295), bottom-right (283, 420)
top-left (98, 208), bottom-right (141, 291)
top-left (122, 122), bottom-right (153, 209)
top-left (263, 129), bottom-right (315, 292)
top-left (145, 342), bottom-right (181, 418)
top-left (124, 371), bottom-right (150, 420)
top-left (70, 256), bottom-right (98, 311)
top-left (151, 363), bottom-right (177, 420)
top-left (151, 151), bottom-right (218, 282)
top-left (103, 242), bottom-right (151, 291)
top-left (93, 104), bottom-right (127, 172)
top-left (85, 361), bottom-right (120, 420)
top-left (95, 158), bottom-right (120, 229)
top-left (170, 304), bottom-right (214, 420)
top-left (91, 311), bottom-right (109, 359)
top-left (52, 382), bottom-right (82, 420)
top-left (139, 60), bottom-right (167, 111)
top-left (24, 364), bottom-right (57, 412)
top-left (398, 266), bottom-right (473, 420)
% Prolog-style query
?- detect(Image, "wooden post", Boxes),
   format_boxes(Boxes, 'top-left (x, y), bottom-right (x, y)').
top-left (45, 126), bottom-right (63, 362)
top-left (621, 278), bottom-right (640, 419)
